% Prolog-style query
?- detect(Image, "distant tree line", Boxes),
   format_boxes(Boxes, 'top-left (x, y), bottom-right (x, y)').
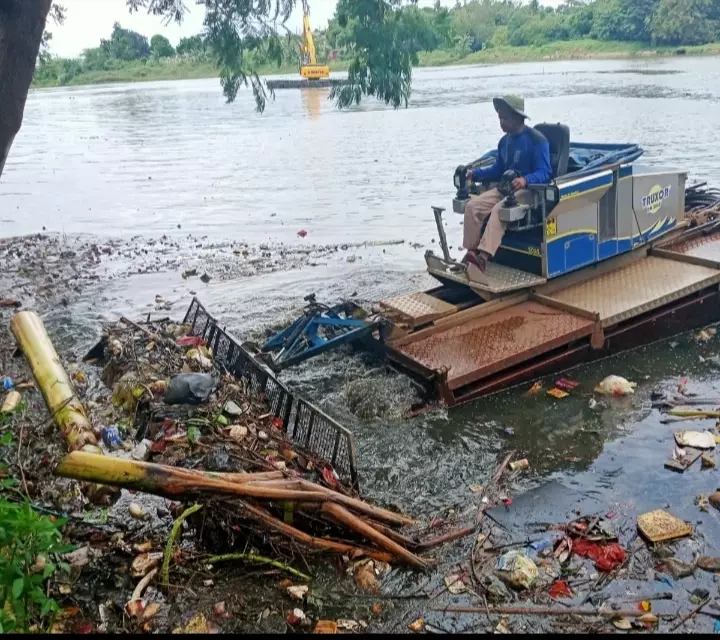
top-left (34, 0), bottom-right (720, 87)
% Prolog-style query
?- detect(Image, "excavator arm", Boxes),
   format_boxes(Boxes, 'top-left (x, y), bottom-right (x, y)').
top-left (301, 0), bottom-right (318, 66)
top-left (299, 0), bottom-right (329, 79)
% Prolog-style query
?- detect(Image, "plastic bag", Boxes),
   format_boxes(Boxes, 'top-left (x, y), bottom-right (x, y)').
top-left (164, 373), bottom-right (217, 405)
top-left (594, 375), bottom-right (636, 397)
top-left (572, 538), bottom-right (626, 571)
top-left (495, 550), bottom-right (538, 590)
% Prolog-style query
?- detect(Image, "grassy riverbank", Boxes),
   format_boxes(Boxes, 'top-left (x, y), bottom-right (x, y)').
top-left (32, 39), bottom-right (720, 89)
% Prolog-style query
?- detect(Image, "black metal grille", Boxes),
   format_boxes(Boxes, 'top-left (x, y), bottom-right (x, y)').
top-left (183, 298), bottom-right (358, 489)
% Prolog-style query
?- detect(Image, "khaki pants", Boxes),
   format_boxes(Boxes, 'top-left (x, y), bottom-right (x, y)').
top-left (463, 188), bottom-right (531, 257)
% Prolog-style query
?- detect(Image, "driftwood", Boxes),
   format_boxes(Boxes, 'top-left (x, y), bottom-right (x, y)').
top-left (55, 452), bottom-right (413, 527)
top-left (55, 451), bottom-right (426, 566)
top-left (321, 502), bottom-right (426, 569)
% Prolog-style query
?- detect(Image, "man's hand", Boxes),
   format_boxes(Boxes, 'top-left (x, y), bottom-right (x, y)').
top-left (512, 176), bottom-right (527, 190)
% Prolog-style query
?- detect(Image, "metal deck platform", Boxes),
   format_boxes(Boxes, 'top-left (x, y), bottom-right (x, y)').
top-left (545, 255), bottom-right (720, 328)
top-left (389, 301), bottom-right (595, 392)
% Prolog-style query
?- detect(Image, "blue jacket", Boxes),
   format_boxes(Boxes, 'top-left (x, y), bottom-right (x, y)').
top-left (472, 127), bottom-right (552, 185)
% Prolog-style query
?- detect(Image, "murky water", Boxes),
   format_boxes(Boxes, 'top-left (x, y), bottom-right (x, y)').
top-left (4, 56), bottom-right (720, 630)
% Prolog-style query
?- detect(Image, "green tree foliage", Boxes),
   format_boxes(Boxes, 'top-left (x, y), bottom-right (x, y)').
top-left (150, 33), bottom-right (175, 57)
top-left (176, 34), bottom-right (207, 56)
top-left (101, 22), bottom-right (151, 60)
top-left (650, 0), bottom-right (718, 45)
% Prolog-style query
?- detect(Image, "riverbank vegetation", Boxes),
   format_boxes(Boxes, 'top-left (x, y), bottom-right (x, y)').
top-left (33, 0), bottom-right (720, 91)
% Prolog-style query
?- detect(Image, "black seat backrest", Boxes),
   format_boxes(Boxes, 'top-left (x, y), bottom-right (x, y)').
top-left (534, 123), bottom-right (570, 178)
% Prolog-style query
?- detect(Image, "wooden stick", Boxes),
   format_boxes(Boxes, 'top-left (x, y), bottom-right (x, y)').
top-left (361, 519), bottom-right (419, 549)
top-left (236, 498), bottom-right (396, 564)
top-left (415, 526), bottom-right (474, 551)
top-left (477, 450), bottom-right (515, 523)
top-left (434, 605), bottom-right (673, 619)
top-left (669, 597), bottom-right (710, 632)
top-left (321, 502), bottom-right (427, 569)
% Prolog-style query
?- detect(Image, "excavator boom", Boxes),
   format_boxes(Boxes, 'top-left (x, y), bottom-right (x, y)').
top-left (299, 0), bottom-right (329, 79)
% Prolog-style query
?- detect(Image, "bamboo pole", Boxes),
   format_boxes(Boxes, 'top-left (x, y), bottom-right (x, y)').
top-left (10, 311), bottom-right (99, 452)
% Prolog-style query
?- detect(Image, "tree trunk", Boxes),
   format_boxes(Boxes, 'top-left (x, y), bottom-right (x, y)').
top-left (0, 0), bottom-right (52, 178)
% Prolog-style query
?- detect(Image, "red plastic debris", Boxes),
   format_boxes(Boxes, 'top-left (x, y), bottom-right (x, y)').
top-left (549, 580), bottom-right (572, 599)
top-left (297, 229), bottom-right (308, 238)
top-left (572, 538), bottom-right (626, 572)
top-left (502, 498), bottom-right (513, 507)
top-left (76, 623), bottom-right (94, 634)
top-left (176, 336), bottom-right (204, 347)
top-left (321, 466), bottom-right (340, 491)
top-left (271, 417), bottom-right (284, 430)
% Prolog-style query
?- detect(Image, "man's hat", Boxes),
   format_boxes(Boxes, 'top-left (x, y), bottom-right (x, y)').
top-left (492, 95), bottom-right (528, 119)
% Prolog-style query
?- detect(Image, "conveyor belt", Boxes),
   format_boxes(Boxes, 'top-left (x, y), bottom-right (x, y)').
top-left (546, 256), bottom-right (720, 328)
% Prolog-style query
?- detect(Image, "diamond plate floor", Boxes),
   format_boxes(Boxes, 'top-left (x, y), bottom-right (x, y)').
top-left (548, 256), bottom-right (720, 328)
top-left (395, 301), bottom-right (594, 390)
top-left (670, 232), bottom-right (720, 262)
top-left (379, 292), bottom-right (458, 326)
top-left (428, 261), bottom-right (546, 294)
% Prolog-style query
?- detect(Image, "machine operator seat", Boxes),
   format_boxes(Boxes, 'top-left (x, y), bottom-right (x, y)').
top-left (534, 123), bottom-right (570, 178)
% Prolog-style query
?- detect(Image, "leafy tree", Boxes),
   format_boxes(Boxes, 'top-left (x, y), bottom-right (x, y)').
top-left (101, 22), bottom-right (151, 60)
top-left (649, 0), bottom-right (717, 44)
top-left (150, 33), bottom-right (175, 57)
top-left (176, 34), bottom-right (207, 56)
top-left (590, 0), bottom-right (657, 41)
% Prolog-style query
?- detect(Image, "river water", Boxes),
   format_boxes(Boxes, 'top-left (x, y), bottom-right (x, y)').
top-left (4, 57), bottom-right (720, 630)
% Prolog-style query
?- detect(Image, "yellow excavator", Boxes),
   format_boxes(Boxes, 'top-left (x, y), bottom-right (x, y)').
top-left (299, 0), bottom-right (329, 80)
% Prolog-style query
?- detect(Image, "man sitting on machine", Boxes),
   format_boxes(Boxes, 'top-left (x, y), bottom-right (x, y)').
top-left (462, 96), bottom-right (552, 274)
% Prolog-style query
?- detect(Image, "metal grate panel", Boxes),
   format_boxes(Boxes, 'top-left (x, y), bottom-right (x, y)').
top-left (395, 301), bottom-right (594, 391)
top-left (548, 256), bottom-right (720, 328)
top-left (183, 298), bottom-right (358, 488)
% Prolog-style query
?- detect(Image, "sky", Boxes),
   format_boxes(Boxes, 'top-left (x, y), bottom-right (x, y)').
top-left (49, 0), bottom-right (562, 58)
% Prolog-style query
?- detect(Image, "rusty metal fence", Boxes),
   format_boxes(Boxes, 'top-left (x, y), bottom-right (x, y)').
top-left (183, 298), bottom-right (359, 489)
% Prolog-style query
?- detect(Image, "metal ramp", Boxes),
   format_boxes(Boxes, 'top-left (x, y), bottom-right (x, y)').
top-left (388, 300), bottom-right (595, 393)
top-left (544, 255), bottom-right (720, 328)
top-left (379, 292), bottom-right (458, 330)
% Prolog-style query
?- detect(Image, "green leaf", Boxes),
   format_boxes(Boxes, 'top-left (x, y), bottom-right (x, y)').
top-left (187, 426), bottom-right (201, 444)
top-left (12, 577), bottom-right (24, 599)
top-left (40, 598), bottom-right (53, 618)
top-left (43, 562), bottom-right (56, 579)
top-left (0, 431), bottom-right (12, 446)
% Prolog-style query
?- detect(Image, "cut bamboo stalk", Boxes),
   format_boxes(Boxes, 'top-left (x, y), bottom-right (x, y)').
top-left (10, 311), bottom-right (99, 452)
top-left (55, 452), bottom-right (415, 527)
top-left (321, 502), bottom-right (427, 569)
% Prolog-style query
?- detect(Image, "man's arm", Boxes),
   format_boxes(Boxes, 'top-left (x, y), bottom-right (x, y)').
top-left (523, 138), bottom-right (552, 185)
top-left (470, 138), bottom-right (505, 183)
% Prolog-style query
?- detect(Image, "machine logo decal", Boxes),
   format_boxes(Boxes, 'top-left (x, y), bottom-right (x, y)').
top-left (642, 184), bottom-right (671, 215)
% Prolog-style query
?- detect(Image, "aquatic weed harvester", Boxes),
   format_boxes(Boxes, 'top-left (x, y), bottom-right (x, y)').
top-left (251, 123), bottom-right (720, 407)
